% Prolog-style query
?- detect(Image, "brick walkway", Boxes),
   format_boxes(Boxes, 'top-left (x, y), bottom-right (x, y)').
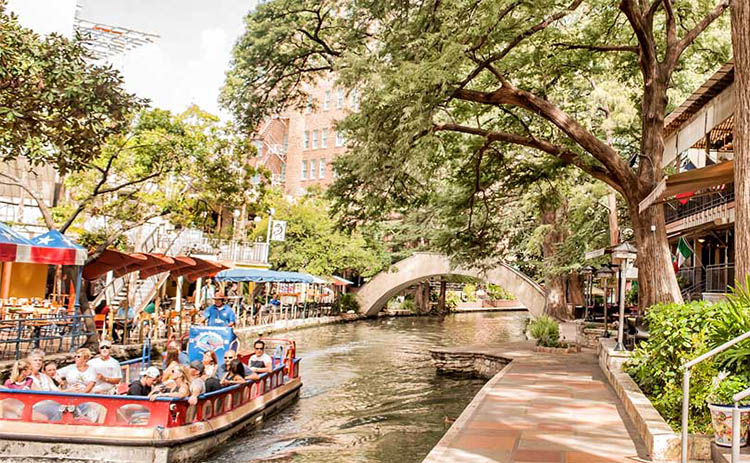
top-left (423, 344), bottom-right (647, 463)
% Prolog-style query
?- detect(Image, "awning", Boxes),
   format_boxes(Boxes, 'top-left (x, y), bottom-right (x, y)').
top-left (28, 229), bottom-right (87, 266)
top-left (215, 268), bottom-right (314, 283)
top-left (0, 222), bottom-right (33, 262)
top-left (639, 161), bottom-right (734, 213)
top-left (309, 275), bottom-right (328, 285)
top-left (331, 275), bottom-right (354, 286)
top-left (171, 257), bottom-right (228, 282)
top-left (82, 249), bottom-right (148, 280)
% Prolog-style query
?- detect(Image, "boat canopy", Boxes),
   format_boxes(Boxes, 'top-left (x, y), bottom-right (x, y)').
top-left (215, 268), bottom-right (314, 283)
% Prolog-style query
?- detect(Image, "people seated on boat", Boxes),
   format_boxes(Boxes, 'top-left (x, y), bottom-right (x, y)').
top-left (202, 294), bottom-right (236, 327)
top-left (43, 360), bottom-right (62, 388)
top-left (163, 340), bottom-right (190, 368)
top-left (3, 360), bottom-right (33, 390)
top-left (248, 340), bottom-right (273, 374)
top-left (187, 360), bottom-right (207, 405)
top-left (202, 350), bottom-right (219, 378)
top-left (218, 349), bottom-right (255, 378)
top-left (128, 366), bottom-right (160, 396)
top-left (27, 348), bottom-right (58, 391)
top-left (219, 359), bottom-right (248, 387)
top-left (88, 339), bottom-right (122, 394)
top-left (58, 348), bottom-right (97, 393)
top-left (149, 364), bottom-right (191, 402)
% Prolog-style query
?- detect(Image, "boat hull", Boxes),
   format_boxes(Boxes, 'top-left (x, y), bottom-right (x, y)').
top-left (0, 377), bottom-right (302, 463)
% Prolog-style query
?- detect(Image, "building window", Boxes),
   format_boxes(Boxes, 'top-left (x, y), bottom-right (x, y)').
top-left (301, 160), bottom-right (307, 180)
top-left (350, 90), bottom-right (359, 110)
top-left (337, 88), bottom-right (344, 109)
top-left (282, 134), bottom-right (288, 154)
top-left (324, 90), bottom-right (331, 110)
top-left (312, 130), bottom-right (319, 149)
top-left (319, 159), bottom-right (325, 178)
top-left (309, 159), bottom-right (317, 180)
top-left (252, 140), bottom-right (263, 157)
top-left (321, 128), bottom-right (328, 148)
top-left (280, 163), bottom-right (286, 180)
top-left (305, 95), bottom-right (313, 114)
top-left (336, 131), bottom-right (346, 147)
top-left (303, 131), bottom-right (310, 150)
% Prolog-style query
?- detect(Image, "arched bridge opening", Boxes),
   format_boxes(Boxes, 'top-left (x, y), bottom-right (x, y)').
top-left (355, 253), bottom-right (546, 317)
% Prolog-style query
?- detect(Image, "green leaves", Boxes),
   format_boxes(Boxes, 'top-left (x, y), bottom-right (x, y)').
top-left (0, 7), bottom-right (144, 173)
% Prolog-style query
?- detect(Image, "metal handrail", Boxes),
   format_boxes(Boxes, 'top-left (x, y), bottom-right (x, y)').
top-left (681, 329), bottom-right (750, 463)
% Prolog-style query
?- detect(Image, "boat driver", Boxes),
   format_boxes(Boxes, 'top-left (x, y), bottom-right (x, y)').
top-left (202, 294), bottom-right (236, 327)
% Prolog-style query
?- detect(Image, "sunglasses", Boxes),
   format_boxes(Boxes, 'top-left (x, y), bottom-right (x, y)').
top-left (100, 346), bottom-right (110, 350)
top-left (224, 356), bottom-right (234, 360)
top-left (74, 355), bottom-right (82, 358)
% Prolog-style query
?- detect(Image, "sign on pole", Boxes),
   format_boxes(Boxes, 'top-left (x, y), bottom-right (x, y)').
top-left (270, 220), bottom-right (287, 241)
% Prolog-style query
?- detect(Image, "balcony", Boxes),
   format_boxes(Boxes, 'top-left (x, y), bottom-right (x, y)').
top-left (664, 183), bottom-right (734, 224)
top-left (181, 237), bottom-right (269, 265)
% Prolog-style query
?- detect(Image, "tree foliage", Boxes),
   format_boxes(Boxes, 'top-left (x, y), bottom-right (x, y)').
top-left (0, 4), bottom-right (144, 173)
top-left (251, 189), bottom-right (389, 278)
top-left (224, 0), bottom-right (733, 308)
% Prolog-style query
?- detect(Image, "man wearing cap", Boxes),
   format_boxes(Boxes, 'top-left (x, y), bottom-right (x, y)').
top-left (202, 294), bottom-right (236, 327)
top-left (88, 340), bottom-right (122, 394)
top-left (128, 367), bottom-right (160, 396)
top-left (188, 360), bottom-right (206, 405)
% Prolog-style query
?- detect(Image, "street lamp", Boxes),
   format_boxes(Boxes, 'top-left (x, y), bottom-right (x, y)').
top-left (582, 265), bottom-right (596, 321)
top-left (596, 265), bottom-right (615, 338)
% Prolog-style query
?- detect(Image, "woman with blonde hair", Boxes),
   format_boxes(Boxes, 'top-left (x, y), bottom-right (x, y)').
top-left (57, 348), bottom-right (96, 393)
top-left (3, 360), bottom-right (33, 389)
top-left (149, 363), bottom-right (190, 401)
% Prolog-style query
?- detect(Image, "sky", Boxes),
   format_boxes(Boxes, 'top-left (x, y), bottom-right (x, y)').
top-left (7, 0), bottom-right (259, 119)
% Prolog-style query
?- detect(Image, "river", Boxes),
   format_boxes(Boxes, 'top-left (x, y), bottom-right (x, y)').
top-left (207, 311), bottom-right (529, 463)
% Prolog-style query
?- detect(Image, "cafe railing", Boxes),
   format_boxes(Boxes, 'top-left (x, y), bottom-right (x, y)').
top-left (0, 314), bottom-right (95, 360)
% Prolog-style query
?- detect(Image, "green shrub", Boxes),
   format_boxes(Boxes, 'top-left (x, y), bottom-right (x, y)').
top-left (708, 276), bottom-right (750, 370)
top-left (487, 284), bottom-right (514, 301)
top-left (332, 294), bottom-right (360, 314)
top-left (400, 299), bottom-right (416, 312)
top-left (706, 374), bottom-right (750, 406)
top-left (528, 315), bottom-right (561, 347)
top-left (625, 300), bottom-right (736, 432)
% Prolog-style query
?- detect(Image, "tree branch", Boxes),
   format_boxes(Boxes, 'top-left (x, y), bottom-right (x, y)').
top-left (432, 123), bottom-right (624, 194)
top-left (455, 0), bottom-right (584, 92)
top-left (552, 42), bottom-right (639, 53)
top-left (0, 173), bottom-right (56, 230)
top-left (669, 0), bottom-right (729, 65)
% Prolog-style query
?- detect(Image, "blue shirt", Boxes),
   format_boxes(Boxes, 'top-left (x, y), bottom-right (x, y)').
top-left (203, 304), bottom-right (236, 326)
top-left (116, 306), bottom-right (135, 320)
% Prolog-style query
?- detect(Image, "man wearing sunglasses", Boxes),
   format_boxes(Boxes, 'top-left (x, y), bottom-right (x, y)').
top-left (248, 340), bottom-right (272, 374)
top-left (88, 339), bottom-right (122, 394)
top-left (217, 349), bottom-right (257, 379)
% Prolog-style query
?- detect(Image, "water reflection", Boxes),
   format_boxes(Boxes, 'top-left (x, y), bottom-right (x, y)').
top-left (208, 311), bottom-right (529, 463)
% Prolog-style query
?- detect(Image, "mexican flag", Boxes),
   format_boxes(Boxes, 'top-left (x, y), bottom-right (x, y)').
top-left (674, 237), bottom-right (694, 270)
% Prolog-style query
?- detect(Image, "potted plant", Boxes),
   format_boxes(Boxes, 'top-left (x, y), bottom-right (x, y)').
top-left (706, 373), bottom-right (750, 447)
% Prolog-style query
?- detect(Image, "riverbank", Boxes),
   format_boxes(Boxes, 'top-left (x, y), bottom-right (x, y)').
top-left (424, 341), bottom-right (647, 463)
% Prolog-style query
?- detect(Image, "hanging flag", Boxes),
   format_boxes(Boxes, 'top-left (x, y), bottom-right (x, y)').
top-left (676, 237), bottom-right (694, 269)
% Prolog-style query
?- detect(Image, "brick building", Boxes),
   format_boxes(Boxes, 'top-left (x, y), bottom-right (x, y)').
top-left (251, 75), bottom-right (358, 196)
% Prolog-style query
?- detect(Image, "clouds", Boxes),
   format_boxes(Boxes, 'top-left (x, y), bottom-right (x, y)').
top-left (6, 0), bottom-right (76, 37)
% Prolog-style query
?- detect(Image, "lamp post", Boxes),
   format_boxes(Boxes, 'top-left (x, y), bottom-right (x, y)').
top-left (582, 265), bottom-right (595, 321)
top-left (596, 265), bottom-right (614, 338)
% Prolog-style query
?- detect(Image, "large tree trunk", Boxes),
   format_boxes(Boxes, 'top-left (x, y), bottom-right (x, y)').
top-left (629, 200), bottom-right (683, 310)
top-left (540, 204), bottom-right (572, 319)
top-left (546, 275), bottom-right (571, 319)
top-left (732, 0), bottom-right (750, 287)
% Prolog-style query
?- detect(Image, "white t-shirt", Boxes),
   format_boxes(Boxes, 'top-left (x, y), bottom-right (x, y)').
top-left (58, 364), bottom-right (97, 392)
top-left (88, 356), bottom-right (122, 394)
top-left (248, 353), bottom-right (272, 371)
top-left (191, 377), bottom-right (206, 395)
top-left (30, 372), bottom-right (59, 391)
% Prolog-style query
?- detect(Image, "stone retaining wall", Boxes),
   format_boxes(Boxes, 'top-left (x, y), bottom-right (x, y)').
top-left (598, 338), bottom-right (711, 462)
top-left (429, 348), bottom-right (510, 379)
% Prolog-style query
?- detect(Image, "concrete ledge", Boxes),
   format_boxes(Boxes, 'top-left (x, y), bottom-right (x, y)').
top-left (598, 338), bottom-right (712, 462)
top-left (429, 348), bottom-right (511, 379)
top-left (534, 344), bottom-right (581, 354)
top-left (234, 314), bottom-right (366, 337)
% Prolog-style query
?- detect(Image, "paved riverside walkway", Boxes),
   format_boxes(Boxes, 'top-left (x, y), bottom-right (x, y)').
top-left (423, 342), bottom-right (648, 463)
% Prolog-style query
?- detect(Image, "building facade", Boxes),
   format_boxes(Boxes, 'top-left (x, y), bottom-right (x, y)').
top-left (251, 75), bottom-right (358, 197)
top-left (654, 61), bottom-right (736, 301)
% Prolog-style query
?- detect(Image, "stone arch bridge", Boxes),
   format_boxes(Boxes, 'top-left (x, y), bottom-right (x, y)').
top-left (355, 253), bottom-right (546, 317)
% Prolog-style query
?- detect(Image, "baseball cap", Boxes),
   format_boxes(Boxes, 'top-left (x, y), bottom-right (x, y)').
top-left (141, 367), bottom-right (160, 379)
top-left (189, 360), bottom-right (204, 373)
top-left (99, 339), bottom-right (113, 348)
